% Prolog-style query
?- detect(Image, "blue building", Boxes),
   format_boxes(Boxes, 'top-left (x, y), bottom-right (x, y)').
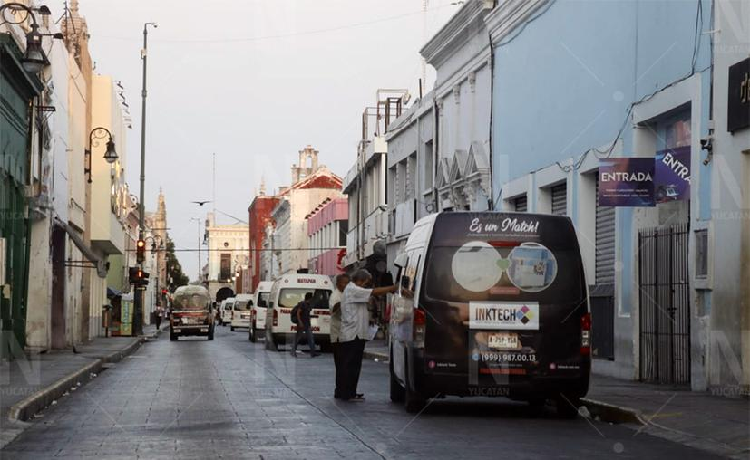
top-left (485, 0), bottom-right (743, 391)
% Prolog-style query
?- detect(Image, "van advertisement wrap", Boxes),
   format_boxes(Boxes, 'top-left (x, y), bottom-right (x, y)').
top-left (469, 302), bottom-right (540, 330)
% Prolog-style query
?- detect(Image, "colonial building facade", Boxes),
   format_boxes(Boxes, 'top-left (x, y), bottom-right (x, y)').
top-left (385, 0), bottom-right (493, 274)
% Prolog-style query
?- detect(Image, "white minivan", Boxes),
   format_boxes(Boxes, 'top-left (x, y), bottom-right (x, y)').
top-left (264, 274), bottom-right (333, 351)
top-left (249, 281), bottom-right (273, 342)
top-left (221, 297), bottom-right (235, 326)
top-left (230, 293), bottom-right (254, 331)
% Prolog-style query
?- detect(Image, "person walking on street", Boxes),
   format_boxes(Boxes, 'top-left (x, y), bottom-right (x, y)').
top-left (291, 292), bottom-right (320, 358)
top-left (339, 269), bottom-right (397, 401)
top-left (154, 306), bottom-right (162, 330)
top-left (329, 273), bottom-right (349, 399)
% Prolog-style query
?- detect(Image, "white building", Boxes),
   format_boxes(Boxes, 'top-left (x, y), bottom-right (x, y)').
top-left (268, 146), bottom-right (343, 276)
top-left (385, 0), bottom-right (494, 272)
top-left (343, 92), bottom-right (408, 276)
top-left (205, 212), bottom-right (249, 300)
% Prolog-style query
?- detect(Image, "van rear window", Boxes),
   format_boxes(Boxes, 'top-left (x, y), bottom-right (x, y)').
top-left (278, 289), bottom-right (331, 310)
top-left (424, 212), bottom-right (585, 304)
top-left (424, 244), bottom-right (584, 304)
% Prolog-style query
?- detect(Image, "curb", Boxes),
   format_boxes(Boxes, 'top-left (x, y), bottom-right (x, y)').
top-left (361, 351), bottom-right (644, 426)
top-left (580, 398), bottom-right (645, 425)
top-left (7, 332), bottom-right (155, 423)
top-left (364, 350), bottom-right (388, 362)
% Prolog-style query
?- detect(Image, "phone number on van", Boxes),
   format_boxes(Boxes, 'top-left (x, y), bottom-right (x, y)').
top-left (479, 353), bottom-right (537, 363)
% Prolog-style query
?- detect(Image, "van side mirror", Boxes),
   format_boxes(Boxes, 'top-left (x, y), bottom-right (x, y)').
top-left (394, 253), bottom-right (408, 268)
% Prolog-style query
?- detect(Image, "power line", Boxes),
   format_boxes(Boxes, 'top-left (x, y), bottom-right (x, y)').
top-left (93, 4), bottom-right (456, 44)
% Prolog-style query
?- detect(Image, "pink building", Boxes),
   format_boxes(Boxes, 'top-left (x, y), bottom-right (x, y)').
top-left (307, 197), bottom-right (348, 276)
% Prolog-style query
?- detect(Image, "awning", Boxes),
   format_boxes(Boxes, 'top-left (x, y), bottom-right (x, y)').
top-left (55, 217), bottom-right (108, 278)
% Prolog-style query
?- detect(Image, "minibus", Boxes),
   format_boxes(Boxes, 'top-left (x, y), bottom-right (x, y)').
top-left (170, 285), bottom-right (214, 341)
top-left (389, 212), bottom-right (590, 416)
top-left (249, 281), bottom-right (273, 342)
top-left (230, 293), bottom-right (254, 331)
top-left (264, 274), bottom-right (333, 351)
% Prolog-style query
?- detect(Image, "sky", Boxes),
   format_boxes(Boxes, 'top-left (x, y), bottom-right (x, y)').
top-left (49, 0), bottom-right (461, 279)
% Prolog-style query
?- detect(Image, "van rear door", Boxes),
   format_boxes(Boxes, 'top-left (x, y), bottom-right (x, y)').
top-left (420, 213), bottom-right (588, 382)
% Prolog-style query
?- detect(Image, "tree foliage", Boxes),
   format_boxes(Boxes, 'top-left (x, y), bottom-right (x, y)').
top-left (164, 235), bottom-right (190, 291)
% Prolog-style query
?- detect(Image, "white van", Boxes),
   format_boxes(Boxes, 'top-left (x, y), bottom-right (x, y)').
top-left (249, 281), bottom-right (273, 342)
top-left (264, 273), bottom-right (333, 351)
top-left (221, 297), bottom-right (235, 326)
top-left (230, 293), bottom-right (254, 331)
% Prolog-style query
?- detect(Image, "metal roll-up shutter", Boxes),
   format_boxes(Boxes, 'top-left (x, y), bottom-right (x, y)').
top-left (514, 195), bottom-right (527, 212)
top-left (551, 183), bottom-right (567, 216)
top-left (595, 177), bottom-right (616, 284)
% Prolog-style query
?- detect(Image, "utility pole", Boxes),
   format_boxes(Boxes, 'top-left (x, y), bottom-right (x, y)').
top-left (191, 217), bottom-right (202, 282)
top-left (134, 22), bottom-right (157, 336)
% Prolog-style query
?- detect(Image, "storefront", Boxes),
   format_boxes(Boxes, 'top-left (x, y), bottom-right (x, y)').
top-left (0, 35), bottom-right (44, 358)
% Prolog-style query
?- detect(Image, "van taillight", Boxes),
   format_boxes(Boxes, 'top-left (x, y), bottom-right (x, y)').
top-left (273, 309), bottom-right (278, 327)
top-left (580, 312), bottom-right (591, 356)
top-left (413, 309), bottom-right (425, 348)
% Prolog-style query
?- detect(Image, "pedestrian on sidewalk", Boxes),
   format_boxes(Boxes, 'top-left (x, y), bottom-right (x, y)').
top-left (291, 292), bottom-right (320, 358)
top-left (330, 273), bottom-right (349, 399)
top-left (339, 269), bottom-right (397, 401)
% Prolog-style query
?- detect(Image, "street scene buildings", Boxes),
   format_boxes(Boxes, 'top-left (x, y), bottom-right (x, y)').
top-left (1, 0), bottom-right (749, 458)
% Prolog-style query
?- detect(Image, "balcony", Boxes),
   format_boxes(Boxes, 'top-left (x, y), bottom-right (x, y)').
top-left (90, 211), bottom-right (124, 255)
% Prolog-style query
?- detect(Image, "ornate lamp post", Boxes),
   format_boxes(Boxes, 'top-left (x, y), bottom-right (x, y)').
top-left (83, 127), bottom-right (118, 183)
top-left (0, 3), bottom-right (56, 73)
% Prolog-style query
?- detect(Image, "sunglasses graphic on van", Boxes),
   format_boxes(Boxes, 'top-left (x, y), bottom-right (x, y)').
top-left (451, 242), bottom-right (559, 293)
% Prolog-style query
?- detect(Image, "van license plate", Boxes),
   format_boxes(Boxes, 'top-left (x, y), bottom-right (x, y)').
top-left (488, 332), bottom-right (520, 350)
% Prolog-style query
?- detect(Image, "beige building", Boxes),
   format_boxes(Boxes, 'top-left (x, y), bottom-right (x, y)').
top-left (20, 0), bottom-right (129, 351)
top-left (205, 213), bottom-right (249, 300)
top-left (267, 146), bottom-right (343, 277)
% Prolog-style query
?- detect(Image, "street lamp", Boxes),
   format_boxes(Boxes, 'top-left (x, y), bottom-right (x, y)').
top-left (83, 127), bottom-right (118, 184)
top-left (0, 3), bottom-right (54, 74)
top-left (134, 21), bottom-right (158, 337)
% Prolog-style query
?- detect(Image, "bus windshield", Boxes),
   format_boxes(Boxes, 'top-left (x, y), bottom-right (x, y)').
top-left (172, 292), bottom-right (210, 311)
top-left (278, 289), bottom-right (331, 310)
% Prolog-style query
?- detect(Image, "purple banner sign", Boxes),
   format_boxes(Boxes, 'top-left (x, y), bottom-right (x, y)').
top-left (599, 158), bottom-right (655, 207)
top-left (655, 146), bottom-right (690, 203)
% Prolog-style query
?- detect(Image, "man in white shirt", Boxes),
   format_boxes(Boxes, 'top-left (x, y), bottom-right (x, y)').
top-left (339, 269), bottom-right (397, 401)
top-left (329, 273), bottom-right (349, 399)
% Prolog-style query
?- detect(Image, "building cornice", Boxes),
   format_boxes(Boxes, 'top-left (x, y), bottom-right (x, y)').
top-left (485, 0), bottom-right (550, 47)
top-left (420, 0), bottom-right (493, 69)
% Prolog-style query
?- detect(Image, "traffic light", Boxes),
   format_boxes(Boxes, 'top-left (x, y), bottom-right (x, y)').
top-left (128, 266), bottom-right (150, 287)
top-left (129, 266), bottom-right (142, 284)
top-left (136, 239), bottom-right (146, 263)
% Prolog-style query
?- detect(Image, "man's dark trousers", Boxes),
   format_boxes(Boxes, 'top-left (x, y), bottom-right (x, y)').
top-left (338, 337), bottom-right (366, 399)
top-left (332, 341), bottom-right (344, 398)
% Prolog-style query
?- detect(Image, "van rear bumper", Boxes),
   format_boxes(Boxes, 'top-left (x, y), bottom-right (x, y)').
top-left (408, 349), bottom-right (590, 400)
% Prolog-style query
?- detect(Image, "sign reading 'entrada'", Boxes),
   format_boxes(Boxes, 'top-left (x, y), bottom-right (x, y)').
top-left (599, 147), bottom-right (692, 207)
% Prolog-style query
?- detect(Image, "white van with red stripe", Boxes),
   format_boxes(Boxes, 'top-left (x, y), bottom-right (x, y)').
top-left (264, 273), bottom-right (333, 351)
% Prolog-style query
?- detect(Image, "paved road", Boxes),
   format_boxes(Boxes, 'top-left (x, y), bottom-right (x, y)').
top-left (1, 327), bottom-right (721, 459)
